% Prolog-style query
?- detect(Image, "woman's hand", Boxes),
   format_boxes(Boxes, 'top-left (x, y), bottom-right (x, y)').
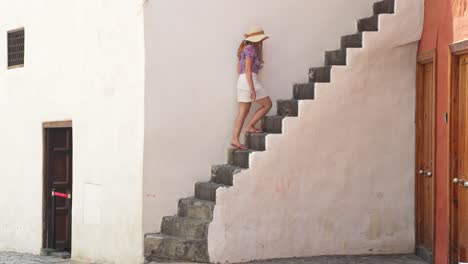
top-left (250, 90), bottom-right (256, 101)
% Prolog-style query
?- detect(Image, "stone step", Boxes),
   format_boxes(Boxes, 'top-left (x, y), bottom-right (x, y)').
top-left (374, 0), bottom-right (395, 15)
top-left (262, 115), bottom-right (285, 134)
top-left (211, 164), bottom-right (243, 186)
top-left (178, 197), bottom-right (215, 221)
top-left (245, 133), bottom-right (269, 151)
top-left (325, 49), bottom-right (347, 66)
top-left (195, 181), bottom-right (227, 202)
top-left (341, 33), bottom-right (362, 49)
top-left (309, 66), bottom-right (332, 83)
top-left (277, 99), bottom-right (298, 116)
top-left (161, 216), bottom-right (209, 239)
top-left (144, 233), bottom-right (209, 263)
top-left (227, 149), bottom-right (252, 168)
top-left (293, 83), bottom-right (315, 100)
top-left (358, 15), bottom-right (379, 32)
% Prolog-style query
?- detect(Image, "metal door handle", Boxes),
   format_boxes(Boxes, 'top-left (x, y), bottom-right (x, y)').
top-left (418, 170), bottom-right (432, 177)
top-left (453, 178), bottom-right (467, 186)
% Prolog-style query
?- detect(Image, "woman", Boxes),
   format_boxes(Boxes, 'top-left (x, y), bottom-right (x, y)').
top-left (231, 26), bottom-right (273, 150)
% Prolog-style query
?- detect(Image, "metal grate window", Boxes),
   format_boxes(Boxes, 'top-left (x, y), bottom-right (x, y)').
top-left (7, 28), bottom-right (24, 69)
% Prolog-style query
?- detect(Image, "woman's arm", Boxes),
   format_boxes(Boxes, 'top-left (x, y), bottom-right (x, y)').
top-left (245, 57), bottom-right (256, 100)
top-left (237, 60), bottom-right (241, 74)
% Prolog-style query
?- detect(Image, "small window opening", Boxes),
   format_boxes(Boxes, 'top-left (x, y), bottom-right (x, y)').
top-left (7, 28), bottom-right (24, 69)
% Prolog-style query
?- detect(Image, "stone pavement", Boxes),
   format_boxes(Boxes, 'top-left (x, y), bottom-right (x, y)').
top-left (230, 255), bottom-right (427, 264)
top-left (0, 251), bottom-right (90, 264)
top-left (0, 252), bottom-right (426, 264)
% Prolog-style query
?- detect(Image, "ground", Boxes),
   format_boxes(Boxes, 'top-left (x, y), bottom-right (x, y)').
top-left (0, 252), bottom-right (88, 264)
top-left (230, 255), bottom-right (428, 264)
top-left (0, 252), bottom-right (427, 264)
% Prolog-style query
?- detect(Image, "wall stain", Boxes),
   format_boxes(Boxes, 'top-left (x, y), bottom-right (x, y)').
top-left (366, 210), bottom-right (382, 240)
top-left (274, 176), bottom-right (292, 193)
top-left (318, 217), bottom-right (335, 233)
top-left (365, 209), bottom-right (400, 240)
top-left (376, 192), bottom-right (384, 200)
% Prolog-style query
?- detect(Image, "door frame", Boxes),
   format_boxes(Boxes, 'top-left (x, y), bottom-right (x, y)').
top-left (448, 40), bottom-right (468, 264)
top-left (415, 49), bottom-right (437, 263)
top-left (42, 120), bottom-right (72, 250)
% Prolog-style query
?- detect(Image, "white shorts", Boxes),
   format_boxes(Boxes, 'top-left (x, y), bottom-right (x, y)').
top-left (237, 73), bottom-right (269, 103)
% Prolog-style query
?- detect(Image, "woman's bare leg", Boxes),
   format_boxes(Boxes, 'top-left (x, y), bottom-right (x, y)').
top-left (246, 97), bottom-right (272, 133)
top-left (231, 102), bottom-right (252, 148)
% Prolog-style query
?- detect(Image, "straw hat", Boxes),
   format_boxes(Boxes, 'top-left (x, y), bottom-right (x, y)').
top-left (244, 26), bottom-right (269, 43)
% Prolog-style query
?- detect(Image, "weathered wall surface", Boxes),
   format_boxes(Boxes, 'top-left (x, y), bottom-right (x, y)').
top-left (418, 1), bottom-right (468, 263)
top-left (208, 0), bottom-right (424, 262)
top-left (143, 0), bottom-right (379, 234)
top-left (0, 0), bottom-right (145, 263)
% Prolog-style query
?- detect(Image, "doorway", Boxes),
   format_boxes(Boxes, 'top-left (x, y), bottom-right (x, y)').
top-left (42, 122), bottom-right (73, 255)
top-left (415, 51), bottom-right (436, 263)
top-left (450, 43), bottom-right (468, 264)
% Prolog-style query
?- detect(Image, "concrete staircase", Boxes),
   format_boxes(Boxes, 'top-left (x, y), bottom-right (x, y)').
top-left (144, 0), bottom-right (395, 262)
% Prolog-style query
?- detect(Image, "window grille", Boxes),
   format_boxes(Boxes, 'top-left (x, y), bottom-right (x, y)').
top-left (7, 28), bottom-right (24, 68)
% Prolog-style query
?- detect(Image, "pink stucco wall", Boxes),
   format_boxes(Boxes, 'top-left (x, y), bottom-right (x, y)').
top-left (418, 0), bottom-right (468, 263)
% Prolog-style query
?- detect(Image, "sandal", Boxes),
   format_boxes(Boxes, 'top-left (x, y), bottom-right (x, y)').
top-left (246, 127), bottom-right (263, 134)
top-left (231, 142), bottom-right (248, 150)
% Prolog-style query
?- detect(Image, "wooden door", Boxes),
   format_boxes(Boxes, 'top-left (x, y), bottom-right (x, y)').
top-left (415, 61), bottom-right (436, 263)
top-left (44, 127), bottom-right (73, 251)
top-left (452, 54), bottom-right (468, 263)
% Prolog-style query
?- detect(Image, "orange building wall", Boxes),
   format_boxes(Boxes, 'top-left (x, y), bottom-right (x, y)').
top-left (418, 0), bottom-right (468, 263)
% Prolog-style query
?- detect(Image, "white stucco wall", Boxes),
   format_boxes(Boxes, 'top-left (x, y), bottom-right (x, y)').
top-left (0, 1), bottom-right (145, 263)
top-left (143, 0), bottom-right (379, 234)
top-left (208, 0), bottom-right (424, 262)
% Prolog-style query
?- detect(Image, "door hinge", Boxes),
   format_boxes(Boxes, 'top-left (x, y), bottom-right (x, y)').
top-left (445, 112), bottom-right (449, 124)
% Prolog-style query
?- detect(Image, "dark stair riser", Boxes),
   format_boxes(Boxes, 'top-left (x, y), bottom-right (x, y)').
top-left (358, 15), bottom-right (379, 32)
top-left (144, 234), bottom-right (209, 263)
top-left (195, 182), bottom-right (226, 202)
top-left (245, 133), bottom-right (268, 151)
top-left (325, 49), bottom-right (347, 66)
top-left (161, 216), bottom-right (209, 239)
top-left (277, 100), bottom-right (298, 116)
top-left (227, 149), bottom-right (251, 168)
top-left (293, 83), bottom-right (315, 100)
top-left (309, 66), bottom-right (332, 83)
top-left (262, 116), bottom-right (284, 134)
top-left (341, 33), bottom-right (362, 49)
top-left (211, 164), bottom-right (242, 186)
top-left (374, 0), bottom-right (395, 15)
top-left (178, 198), bottom-right (215, 221)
